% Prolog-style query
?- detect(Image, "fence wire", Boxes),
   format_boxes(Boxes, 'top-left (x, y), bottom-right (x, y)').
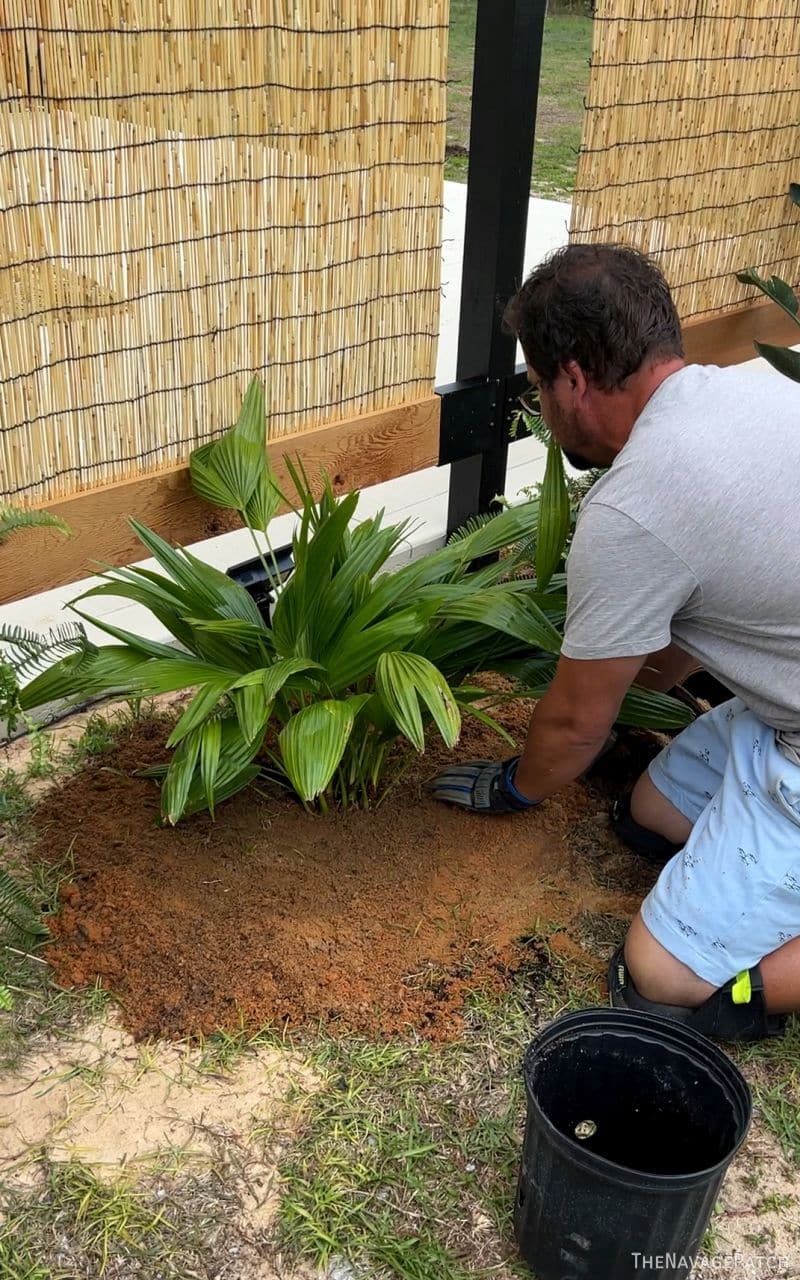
top-left (0, 2), bottom-right (447, 503)
top-left (570, 0), bottom-right (800, 322)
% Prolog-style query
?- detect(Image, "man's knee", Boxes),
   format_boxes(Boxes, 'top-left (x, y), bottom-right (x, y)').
top-left (625, 912), bottom-right (715, 1007)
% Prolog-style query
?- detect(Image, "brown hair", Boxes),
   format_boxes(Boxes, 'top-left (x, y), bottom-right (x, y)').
top-left (503, 243), bottom-right (683, 388)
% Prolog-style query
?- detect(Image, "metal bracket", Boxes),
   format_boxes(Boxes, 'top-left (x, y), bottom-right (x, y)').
top-left (437, 364), bottom-right (536, 467)
top-left (437, 377), bottom-right (498, 465)
top-left (226, 542), bottom-right (294, 622)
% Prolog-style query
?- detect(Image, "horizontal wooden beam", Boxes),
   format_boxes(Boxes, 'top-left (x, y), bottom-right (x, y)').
top-left (0, 395), bottom-right (441, 604)
top-left (682, 296), bottom-right (800, 367)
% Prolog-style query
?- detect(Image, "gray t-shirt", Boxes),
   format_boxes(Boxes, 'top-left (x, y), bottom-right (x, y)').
top-left (562, 362), bottom-right (800, 743)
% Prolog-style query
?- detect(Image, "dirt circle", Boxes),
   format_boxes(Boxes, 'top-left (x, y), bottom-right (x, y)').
top-left (31, 705), bottom-right (662, 1040)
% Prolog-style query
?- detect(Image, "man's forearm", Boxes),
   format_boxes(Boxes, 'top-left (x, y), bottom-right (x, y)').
top-left (513, 693), bottom-right (614, 803)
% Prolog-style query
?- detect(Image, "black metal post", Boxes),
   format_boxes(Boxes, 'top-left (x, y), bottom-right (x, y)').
top-left (444, 0), bottom-right (547, 534)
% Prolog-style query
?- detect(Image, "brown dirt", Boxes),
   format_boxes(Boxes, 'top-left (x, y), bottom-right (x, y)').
top-left (28, 704), bottom-right (666, 1042)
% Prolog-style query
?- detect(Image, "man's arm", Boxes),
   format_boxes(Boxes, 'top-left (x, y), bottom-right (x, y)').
top-left (513, 652), bottom-right (647, 802)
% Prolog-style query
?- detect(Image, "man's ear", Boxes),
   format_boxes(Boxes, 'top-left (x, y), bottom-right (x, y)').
top-left (562, 360), bottom-right (589, 397)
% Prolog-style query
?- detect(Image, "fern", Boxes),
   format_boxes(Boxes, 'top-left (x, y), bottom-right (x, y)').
top-left (0, 865), bottom-right (48, 946)
top-left (0, 864), bottom-right (49, 1010)
top-left (0, 506), bottom-right (70, 543)
top-left (447, 511), bottom-right (501, 544)
top-left (0, 621), bottom-right (88, 682)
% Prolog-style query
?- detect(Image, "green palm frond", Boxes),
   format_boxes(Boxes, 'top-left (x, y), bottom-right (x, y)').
top-left (736, 263), bottom-right (800, 382)
top-left (446, 511), bottom-right (500, 544)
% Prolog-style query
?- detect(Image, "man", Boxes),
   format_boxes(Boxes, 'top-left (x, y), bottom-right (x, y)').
top-left (430, 243), bottom-right (800, 1042)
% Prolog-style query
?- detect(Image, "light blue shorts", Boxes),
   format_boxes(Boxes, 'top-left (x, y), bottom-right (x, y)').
top-left (641, 698), bottom-right (800, 987)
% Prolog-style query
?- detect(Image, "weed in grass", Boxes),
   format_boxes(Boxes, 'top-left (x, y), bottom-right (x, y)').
top-left (25, 727), bottom-right (58, 781)
top-left (701, 1217), bottom-right (723, 1257)
top-left (0, 1162), bottom-right (174, 1278)
top-left (757, 1191), bottom-right (795, 1215)
top-left (0, 1215), bottom-right (57, 1280)
top-left (744, 1227), bottom-right (776, 1248)
top-left (750, 1086), bottom-right (800, 1164)
top-left (0, 967), bottom-right (113, 1074)
top-left (66, 712), bottom-right (124, 762)
top-left (66, 702), bottom-right (158, 765)
top-left (735, 1017), bottom-right (800, 1163)
top-left (737, 1014), bottom-right (800, 1071)
top-left (195, 1019), bottom-right (288, 1075)
top-left (0, 768), bottom-right (30, 826)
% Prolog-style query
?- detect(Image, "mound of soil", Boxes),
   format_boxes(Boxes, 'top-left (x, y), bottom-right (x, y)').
top-left (30, 706), bottom-right (664, 1041)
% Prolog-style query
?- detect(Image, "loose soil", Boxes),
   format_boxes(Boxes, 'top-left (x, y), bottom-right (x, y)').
top-left (29, 703), bottom-right (663, 1042)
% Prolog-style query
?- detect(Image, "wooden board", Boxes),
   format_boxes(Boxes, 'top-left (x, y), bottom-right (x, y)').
top-left (0, 396), bottom-right (440, 604)
top-left (682, 297), bottom-right (800, 367)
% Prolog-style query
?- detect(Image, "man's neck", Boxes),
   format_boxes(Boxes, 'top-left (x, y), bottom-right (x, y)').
top-left (600, 358), bottom-right (686, 460)
top-left (628, 357), bottom-right (685, 422)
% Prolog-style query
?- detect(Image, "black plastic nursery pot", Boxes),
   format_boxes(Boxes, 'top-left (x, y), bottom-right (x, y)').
top-left (514, 1009), bottom-right (751, 1280)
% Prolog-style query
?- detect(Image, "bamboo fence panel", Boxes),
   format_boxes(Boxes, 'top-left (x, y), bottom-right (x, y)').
top-left (570, 1), bottom-right (800, 323)
top-left (0, 2), bottom-right (448, 505)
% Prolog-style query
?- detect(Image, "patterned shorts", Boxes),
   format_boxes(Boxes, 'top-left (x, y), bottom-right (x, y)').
top-left (641, 697), bottom-right (800, 987)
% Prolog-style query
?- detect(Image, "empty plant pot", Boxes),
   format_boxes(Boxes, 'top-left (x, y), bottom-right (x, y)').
top-left (515, 1008), bottom-right (751, 1280)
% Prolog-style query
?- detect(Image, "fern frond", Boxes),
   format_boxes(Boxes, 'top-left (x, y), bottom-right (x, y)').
top-left (0, 865), bottom-right (48, 945)
top-left (515, 410), bottom-right (551, 447)
top-left (0, 506), bottom-right (70, 543)
top-left (447, 511), bottom-right (500, 544)
top-left (0, 621), bottom-right (88, 681)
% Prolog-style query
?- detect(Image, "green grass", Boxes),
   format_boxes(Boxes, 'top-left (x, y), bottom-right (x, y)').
top-left (0, 1160), bottom-right (242, 1280)
top-left (277, 982), bottom-right (544, 1278)
top-left (735, 1016), bottom-right (800, 1163)
top-left (446, 3), bottom-right (593, 198)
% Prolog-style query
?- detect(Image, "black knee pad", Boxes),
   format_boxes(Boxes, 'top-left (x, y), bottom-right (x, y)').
top-left (610, 792), bottom-right (683, 865)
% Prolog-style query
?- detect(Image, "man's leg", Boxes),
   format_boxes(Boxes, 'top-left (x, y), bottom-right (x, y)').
top-left (760, 935), bottom-right (800, 1014)
top-left (613, 701), bottom-right (800, 1037)
top-left (612, 701), bottom-right (733, 861)
top-left (625, 912), bottom-right (800, 1016)
top-left (629, 772), bottom-right (693, 845)
top-left (625, 911), bottom-right (714, 1006)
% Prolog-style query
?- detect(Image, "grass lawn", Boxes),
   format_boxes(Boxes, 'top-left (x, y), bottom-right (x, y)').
top-left (446, 1), bottom-right (593, 199)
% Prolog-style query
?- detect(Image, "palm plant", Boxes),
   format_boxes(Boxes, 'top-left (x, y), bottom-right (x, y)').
top-left (734, 182), bottom-right (800, 382)
top-left (0, 868), bottom-right (49, 1009)
top-left (0, 506), bottom-right (70, 543)
top-left (18, 379), bottom-right (690, 822)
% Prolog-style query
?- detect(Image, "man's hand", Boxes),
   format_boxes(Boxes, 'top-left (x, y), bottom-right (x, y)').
top-left (427, 756), bottom-right (539, 814)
